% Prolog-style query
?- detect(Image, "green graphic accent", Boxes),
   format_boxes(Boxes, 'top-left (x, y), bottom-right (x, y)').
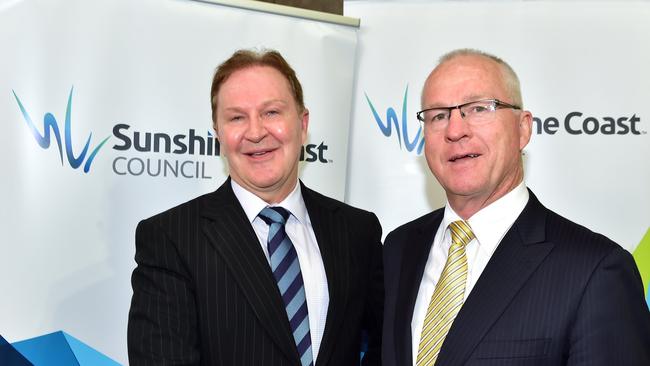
top-left (632, 227), bottom-right (650, 302)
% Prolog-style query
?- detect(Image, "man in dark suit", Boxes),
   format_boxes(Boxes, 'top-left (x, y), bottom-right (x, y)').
top-left (128, 49), bottom-right (383, 366)
top-left (382, 49), bottom-right (650, 366)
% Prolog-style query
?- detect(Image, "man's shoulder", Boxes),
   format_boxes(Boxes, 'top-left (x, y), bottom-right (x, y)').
top-left (544, 207), bottom-right (621, 253)
top-left (381, 208), bottom-right (444, 272)
top-left (524, 192), bottom-right (623, 259)
top-left (141, 179), bottom-right (234, 225)
top-left (301, 183), bottom-right (377, 220)
top-left (385, 208), bottom-right (444, 242)
top-left (139, 189), bottom-right (220, 229)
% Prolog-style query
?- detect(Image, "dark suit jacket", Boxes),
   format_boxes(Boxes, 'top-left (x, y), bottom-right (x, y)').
top-left (383, 190), bottom-right (650, 366)
top-left (128, 179), bottom-right (383, 366)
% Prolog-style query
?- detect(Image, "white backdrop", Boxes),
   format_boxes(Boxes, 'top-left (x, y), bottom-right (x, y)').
top-left (2, 0), bottom-right (650, 364)
top-left (345, 1), bottom-right (649, 255)
top-left (0, 0), bottom-right (358, 363)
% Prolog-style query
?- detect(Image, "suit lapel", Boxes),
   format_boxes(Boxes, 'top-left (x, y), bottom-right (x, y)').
top-left (200, 180), bottom-right (300, 366)
top-left (394, 210), bottom-right (444, 366)
top-left (301, 183), bottom-right (350, 366)
top-left (435, 191), bottom-right (555, 365)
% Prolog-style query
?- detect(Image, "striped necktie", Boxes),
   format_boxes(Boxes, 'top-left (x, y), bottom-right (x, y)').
top-left (416, 220), bottom-right (475, 366)
top-left (259, 206), bottom-right (314, 366)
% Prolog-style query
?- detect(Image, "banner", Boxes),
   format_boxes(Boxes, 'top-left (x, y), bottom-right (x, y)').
top-left (1, 0), bottom-right (358, 363)
top-left (345, 0), bottom-right (649, 294)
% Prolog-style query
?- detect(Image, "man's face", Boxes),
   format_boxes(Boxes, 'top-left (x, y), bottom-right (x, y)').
top-left (215, 66), bottom-right (308, 203)
top-left (421, 55), bottom-right (532, 214)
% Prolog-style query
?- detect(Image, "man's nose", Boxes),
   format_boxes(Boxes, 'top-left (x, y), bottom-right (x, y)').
top-left (444, 108), bottom-right (470, 141)
top-left (245, 115), bottom-right (267, 141)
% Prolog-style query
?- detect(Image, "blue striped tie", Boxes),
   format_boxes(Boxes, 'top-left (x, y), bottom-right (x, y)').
top-left (259, 206), bottom-right (314, 366)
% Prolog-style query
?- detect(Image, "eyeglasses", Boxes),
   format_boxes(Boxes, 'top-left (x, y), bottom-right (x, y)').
top-left (416, 99), bottom-right (521, 131)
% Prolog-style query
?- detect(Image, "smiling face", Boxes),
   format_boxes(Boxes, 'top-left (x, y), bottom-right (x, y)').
top-left (215, 65), bottom-right (308, 203)
top-left (421, 54), bottom-right (532, 218)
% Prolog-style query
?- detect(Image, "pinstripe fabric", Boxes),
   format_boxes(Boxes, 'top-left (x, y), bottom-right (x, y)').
top-left (382, 190), bottom-right (650, 366)
top-left (128, 179), bottom-right (384, 366)
top-left (416, 221), bottom-right (474, 366)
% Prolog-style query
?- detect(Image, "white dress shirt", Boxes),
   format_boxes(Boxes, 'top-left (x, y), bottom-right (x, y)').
top-left (231, 179), bottom-right (329, 360)
top-left (411, 182), bottom-right (529, 364)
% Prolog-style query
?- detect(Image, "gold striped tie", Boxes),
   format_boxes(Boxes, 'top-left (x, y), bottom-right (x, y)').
top-left (416, 220), bottom-right (475, 366)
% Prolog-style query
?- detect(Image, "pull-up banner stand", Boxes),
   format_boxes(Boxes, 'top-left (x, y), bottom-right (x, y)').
top-left (0, 0), bottom-right (359, 363)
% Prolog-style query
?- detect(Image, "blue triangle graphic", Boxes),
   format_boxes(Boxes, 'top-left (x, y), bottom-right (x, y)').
top-left (62, 332), bottom-right (121, 366)
top-left (0, 333), bottom-right (33, 366)
top-left (11, 331), bottom-right (78, 365)
top-left (10, 330), bottom-right (121, 365)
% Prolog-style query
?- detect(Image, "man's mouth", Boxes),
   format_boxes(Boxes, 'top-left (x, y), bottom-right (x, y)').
top-left (449, 153), bottom-right (480, 162)
top-left (246, 148), bottom-right (276, 157)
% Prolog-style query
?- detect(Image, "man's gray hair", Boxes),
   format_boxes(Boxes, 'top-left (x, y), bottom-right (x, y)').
top-left (437, 48), bottom-right (523, 108)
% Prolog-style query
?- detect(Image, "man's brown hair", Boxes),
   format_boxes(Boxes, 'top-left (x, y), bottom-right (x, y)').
top-left (210, 49), bottom-right (305, 126)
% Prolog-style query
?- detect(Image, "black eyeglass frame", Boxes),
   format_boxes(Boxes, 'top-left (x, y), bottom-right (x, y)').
top-left (416, 98), bottom-right (522, 123)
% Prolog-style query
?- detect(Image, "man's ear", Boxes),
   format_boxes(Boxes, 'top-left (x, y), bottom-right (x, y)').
top-left (300, 108), bottom-right (309, 144)
top-left (212, 119), bottom-right (220, 140)
top-left (519, 110), bottom-right (533, 150)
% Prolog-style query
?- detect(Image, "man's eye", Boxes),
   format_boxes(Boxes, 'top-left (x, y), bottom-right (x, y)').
top-left (230, 115), bottom-right (244, 121)
top-left (431, 112), bottom-right (447, 122)
top-left (469, 105), bottom-right (490, 114)
top-left (265, 110), bottom-right (280, 117)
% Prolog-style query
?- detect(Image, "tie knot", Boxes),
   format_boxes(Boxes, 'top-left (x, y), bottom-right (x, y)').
top-left (259, 206), bottom-right (291, 226)
top-left (449, 220), bottom-right (475, 247)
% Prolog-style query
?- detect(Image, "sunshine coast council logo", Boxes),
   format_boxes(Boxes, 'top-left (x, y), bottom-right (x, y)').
top-left (13, 87), bottom-right (333, 179)
top-left (364, 85), bottom-right (424, 155)
top-left (13, 87), bottom-right (111, 173)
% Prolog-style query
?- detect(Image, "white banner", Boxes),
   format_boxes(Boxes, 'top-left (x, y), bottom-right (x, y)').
top-left (1, 0), bottom-right (358, 363)
top-left (345, 1), bottom-right (649, 253)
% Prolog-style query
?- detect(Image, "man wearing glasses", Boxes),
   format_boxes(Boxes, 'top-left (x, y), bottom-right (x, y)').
top-left (382, 49), bottom-right (650, 366)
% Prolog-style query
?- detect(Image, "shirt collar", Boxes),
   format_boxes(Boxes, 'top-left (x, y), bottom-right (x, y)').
top-left (230, 179), bottom-right (308, 224)
top-left (442, 181), bottom-right (529, 250)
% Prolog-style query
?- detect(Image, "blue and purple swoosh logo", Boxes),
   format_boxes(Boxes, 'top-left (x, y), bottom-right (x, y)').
top-left (13, 87), bottom-right (110, 173)
top-left (365, 85), bottom-right (424, 155)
